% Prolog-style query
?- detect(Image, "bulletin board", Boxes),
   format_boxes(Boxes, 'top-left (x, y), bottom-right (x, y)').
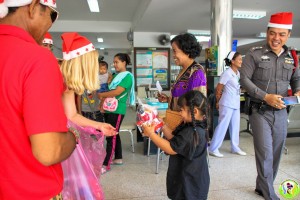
top-left (134, 47), bottom-right (170, 90)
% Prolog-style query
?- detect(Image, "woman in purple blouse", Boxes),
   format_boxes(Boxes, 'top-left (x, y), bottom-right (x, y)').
top-left (158, 33), bottom-right (207, 112)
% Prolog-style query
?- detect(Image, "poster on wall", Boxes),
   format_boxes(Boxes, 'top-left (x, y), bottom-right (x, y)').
top-left (134, 48), bottom-right (170, 90)
top-left (205, 46), bottom-right (218, 76)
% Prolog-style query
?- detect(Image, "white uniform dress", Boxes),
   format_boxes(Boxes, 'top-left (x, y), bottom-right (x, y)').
top-left (209, 67), bottom-right (242, 153)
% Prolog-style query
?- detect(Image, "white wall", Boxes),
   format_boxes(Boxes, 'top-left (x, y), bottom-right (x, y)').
top-left (134, 32), bottom-right (171, 48)
top-left (98, 49), bottom-right (134, 74)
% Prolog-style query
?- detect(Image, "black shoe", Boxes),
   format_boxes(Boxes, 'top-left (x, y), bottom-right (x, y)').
top-left (255, 189), bottom-right (264, 197)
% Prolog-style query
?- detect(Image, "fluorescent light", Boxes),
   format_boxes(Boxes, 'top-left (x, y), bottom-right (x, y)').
top-left (97, 38), bottom-right (103, 42)
top-left (87, 0), bottom-right (100, 12)
top-left (195, 36), bottom-right (210, 42)
top-left (233, 10), bottom-right (266, 19)
top-left (187, 29), bottom-right (210, 36)
top-left (256, 32), bottom-right (266, 38)
top-left (99, 47), bottom-right (105, 50)
top-left (172, 32), bottom-right (211, 42)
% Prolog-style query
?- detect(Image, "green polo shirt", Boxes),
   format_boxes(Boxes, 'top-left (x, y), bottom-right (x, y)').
top-left (106, 73), bottom-right (133, 115)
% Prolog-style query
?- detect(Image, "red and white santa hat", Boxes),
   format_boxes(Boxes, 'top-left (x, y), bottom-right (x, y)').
top-left (0, 0), bottom-right (56, 18)
top-left (268, 12), bottom-right (293, 30)
top-left (43, 32), bottom-right (53, 45)
top-left (61, 32), bottom-right (95, 61)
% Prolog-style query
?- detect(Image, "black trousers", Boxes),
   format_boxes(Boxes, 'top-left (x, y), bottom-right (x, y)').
top-left (103, 113), bottom-right (124, 167)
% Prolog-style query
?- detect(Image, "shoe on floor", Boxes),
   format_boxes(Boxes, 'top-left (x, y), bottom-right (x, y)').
top-left (232, 150), bottom-right (247, 156)
top-left (254, 189), bottom-right (263, 197)
top-left (112, 159), bottom-right (123, 165)
top-left (209, 151), bottom-right (224, 158)
top-left (101, 166), bottom-right (110, 175)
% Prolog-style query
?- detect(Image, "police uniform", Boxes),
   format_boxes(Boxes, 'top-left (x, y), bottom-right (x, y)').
top-left (209, 67), bottom-right (242, 154)
top-left (240, 44), bottom-right (300, 200)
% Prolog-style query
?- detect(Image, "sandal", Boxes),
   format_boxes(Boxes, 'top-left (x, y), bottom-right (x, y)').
top-left (112, 159), bottom-right (123, 165)
top-left (101, 166), bottom-right (110, 175)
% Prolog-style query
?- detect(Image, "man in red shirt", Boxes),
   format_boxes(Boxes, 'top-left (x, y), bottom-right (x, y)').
top-left (0, 0), bottom-right (77, 199)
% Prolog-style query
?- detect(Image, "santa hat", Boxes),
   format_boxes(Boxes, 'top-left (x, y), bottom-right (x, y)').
top-left (268, 12), bottom-right (293, 30)
top-left (43, 32), bottom-right (53, 45)
top-left (0, 0), bottom-right (56, 18)
top-left (61, 32), bottom-right (95, 61)
top-left (226, 51), bottom-right (236, 61)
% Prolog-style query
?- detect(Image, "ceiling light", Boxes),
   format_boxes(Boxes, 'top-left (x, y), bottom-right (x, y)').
top-left (195, 36), bottom-right (210, 42)
top-left (187, 29), bottom-right (210, 36)
top-left (97, 38), bottom-right (103, 42)
top-left (233, 10), bottom-right (266, 19)
top-left (87, 0), bottom-right (100, 12)
top-left (256, 32), bottom-right (266, 38)
top-left (99, 48), bottom-right (105, 50)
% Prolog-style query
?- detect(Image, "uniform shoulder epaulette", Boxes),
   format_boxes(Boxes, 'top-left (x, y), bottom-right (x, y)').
top-left (250, 46), bottom-right (263, 52)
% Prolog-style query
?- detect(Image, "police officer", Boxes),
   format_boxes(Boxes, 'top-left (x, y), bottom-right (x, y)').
top-left (240, 12), bottom-right (300, 200)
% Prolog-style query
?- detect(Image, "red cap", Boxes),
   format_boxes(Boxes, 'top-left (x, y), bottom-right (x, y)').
top-left (61, 32), bottom-right (95, 60)
top-left (268, 12), bottom-right (293, 29)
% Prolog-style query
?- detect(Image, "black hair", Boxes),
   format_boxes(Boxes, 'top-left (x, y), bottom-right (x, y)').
top-left (98, 55), bottom-right (104, 62)
top-left (178, 90), bottom-right (207, 147)
top-left (267, 27), bottom-right (291, 33)
top-left (99, 61), bottom-right (108, 69)
top-left (224, 51), bottom-right (241, 66)
top-left (170, 33), bottom-right (202, 59)
top-left (114, 53), bottom-right (131, 66)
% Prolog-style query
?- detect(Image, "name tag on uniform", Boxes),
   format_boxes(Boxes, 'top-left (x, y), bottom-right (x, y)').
top-left (284, 57), bottom-right (294, 64)
top-left (261, 55), bottom-right (270, 62)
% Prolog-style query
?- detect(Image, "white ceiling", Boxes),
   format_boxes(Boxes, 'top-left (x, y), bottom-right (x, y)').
top-left (50, 0), bottom-right (300, 52)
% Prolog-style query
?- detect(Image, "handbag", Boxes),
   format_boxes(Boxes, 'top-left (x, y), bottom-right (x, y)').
top-left (103, 92), bottom-right (127, 112)
top-left (163, 109), bottom-right (183, 131)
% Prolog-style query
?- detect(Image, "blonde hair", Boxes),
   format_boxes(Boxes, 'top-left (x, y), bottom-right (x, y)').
top-left (60, 50), bottom-right (100, 95)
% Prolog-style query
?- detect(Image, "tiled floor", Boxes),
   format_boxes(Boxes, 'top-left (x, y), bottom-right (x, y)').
top-left (101, 108), bottom-right (300, 200)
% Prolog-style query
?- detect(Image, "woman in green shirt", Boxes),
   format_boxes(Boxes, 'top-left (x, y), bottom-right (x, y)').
top-left (98, 53), bottom-right (135, 174)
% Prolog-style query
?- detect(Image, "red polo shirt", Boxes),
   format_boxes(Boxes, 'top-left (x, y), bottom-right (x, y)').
top-left (0, 25), bottom-right (68, 199)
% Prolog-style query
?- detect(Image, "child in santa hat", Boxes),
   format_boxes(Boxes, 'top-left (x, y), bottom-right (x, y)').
top-left (60, 32), bottom-right (116, 135)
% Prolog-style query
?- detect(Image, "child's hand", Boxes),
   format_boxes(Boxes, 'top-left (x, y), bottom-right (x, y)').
top-left (141, 122), bottom-right (156, 137)
top-left (97, 123), bottom-right (117, 136)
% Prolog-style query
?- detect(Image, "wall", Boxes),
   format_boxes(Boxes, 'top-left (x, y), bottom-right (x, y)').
top-left (134, 32), bottom-right (171, 48)
top-left (98, 49), bottom-right (134, 74)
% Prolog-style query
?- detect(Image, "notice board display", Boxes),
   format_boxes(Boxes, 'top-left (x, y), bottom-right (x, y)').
top-left (134, 48), bottom-right (170, 90)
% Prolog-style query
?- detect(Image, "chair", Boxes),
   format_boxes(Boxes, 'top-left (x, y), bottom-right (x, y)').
top-left (119, 126), bottom-right (135, 153)
top-left (285, 104), bottom-right (300, 154)
top-left (155, 131), bottom-right (165, 174)
top-left (240, 114), bottom-right (252, 135)
top-left (119, 106), bottom-right (136, 153)
top-left (137, 86), bottom-right (148, 99)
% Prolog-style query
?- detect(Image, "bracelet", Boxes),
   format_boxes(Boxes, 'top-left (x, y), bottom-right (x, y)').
top-left (69, 127), bottom-right (80, 143)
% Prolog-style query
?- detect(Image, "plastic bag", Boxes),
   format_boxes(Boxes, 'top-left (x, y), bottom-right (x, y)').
top-left (136, 101), bottom-right (163, 133)
top-left (62, 120), bottom-right (106, 200)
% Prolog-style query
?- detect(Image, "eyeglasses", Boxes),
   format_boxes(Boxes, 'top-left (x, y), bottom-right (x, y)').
top-left (48, 6), bottom-right (59, 23)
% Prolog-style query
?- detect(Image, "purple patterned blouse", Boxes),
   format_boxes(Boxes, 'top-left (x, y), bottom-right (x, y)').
top-left (170, 62), bottom-right (207, 111)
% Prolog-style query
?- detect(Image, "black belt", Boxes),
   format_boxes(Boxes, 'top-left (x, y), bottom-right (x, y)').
top-left (251, 101), bottom-right (281, 111)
